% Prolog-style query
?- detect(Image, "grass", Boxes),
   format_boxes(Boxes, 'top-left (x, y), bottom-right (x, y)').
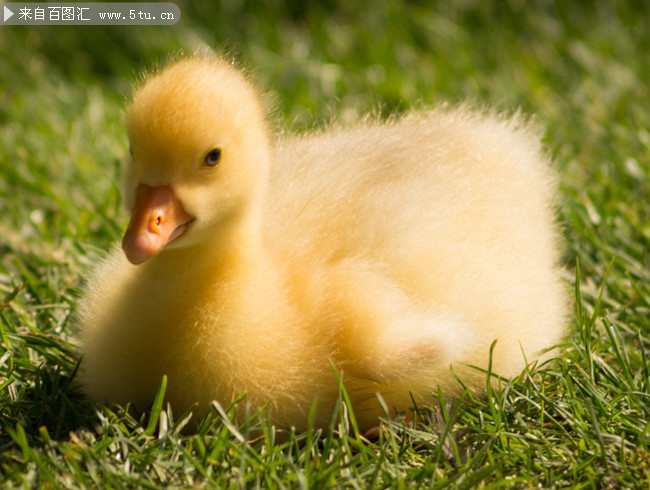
top-left (1, 0), bottom-right (649, 487)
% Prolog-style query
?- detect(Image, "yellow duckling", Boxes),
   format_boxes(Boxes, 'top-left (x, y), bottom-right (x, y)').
top-left (77, 56), bottom-right (566, 432)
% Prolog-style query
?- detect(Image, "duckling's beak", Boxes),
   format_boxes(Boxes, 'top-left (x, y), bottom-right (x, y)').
top-left (122, 184), bottom-right (194, 265)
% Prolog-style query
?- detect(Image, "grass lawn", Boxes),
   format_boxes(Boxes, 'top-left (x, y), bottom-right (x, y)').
top-left (1, 1), bottom-right (649, 487)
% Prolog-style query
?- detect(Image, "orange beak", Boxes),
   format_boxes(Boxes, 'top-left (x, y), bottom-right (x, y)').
top-left (122, 184), bottom-right (194, 265)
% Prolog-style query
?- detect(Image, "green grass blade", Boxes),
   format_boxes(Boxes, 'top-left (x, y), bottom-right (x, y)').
top-left (145, 375), bottom-right (167, 436)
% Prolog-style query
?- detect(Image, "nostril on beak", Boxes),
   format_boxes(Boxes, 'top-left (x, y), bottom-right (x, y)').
top-left (150, 213), bottom-right (164, 234)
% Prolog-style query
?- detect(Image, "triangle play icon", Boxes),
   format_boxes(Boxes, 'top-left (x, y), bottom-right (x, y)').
top-left (4, 6), bottom-right (14, 22)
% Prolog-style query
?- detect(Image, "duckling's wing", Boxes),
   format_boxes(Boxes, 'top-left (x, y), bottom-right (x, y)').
top-left (266, 109), bottom-right (565, 379)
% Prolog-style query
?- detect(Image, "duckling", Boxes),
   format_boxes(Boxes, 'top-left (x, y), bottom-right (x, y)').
top-left (76, 55), bottom-right (566, 432)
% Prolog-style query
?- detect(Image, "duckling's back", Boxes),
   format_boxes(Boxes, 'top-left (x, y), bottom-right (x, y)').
top-left (266, 107), bottom-right (566, 394)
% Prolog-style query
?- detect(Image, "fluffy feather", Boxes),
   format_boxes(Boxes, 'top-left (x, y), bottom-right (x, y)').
top-left (76, 56), bottom-right (566, 431)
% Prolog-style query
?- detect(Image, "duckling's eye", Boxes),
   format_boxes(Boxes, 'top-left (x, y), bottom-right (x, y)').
top-left (203, 147), bottom-right (223, 167)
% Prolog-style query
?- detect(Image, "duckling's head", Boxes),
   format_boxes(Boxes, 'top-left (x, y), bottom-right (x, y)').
top-left (122, 56), bottom-right (270, 264)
